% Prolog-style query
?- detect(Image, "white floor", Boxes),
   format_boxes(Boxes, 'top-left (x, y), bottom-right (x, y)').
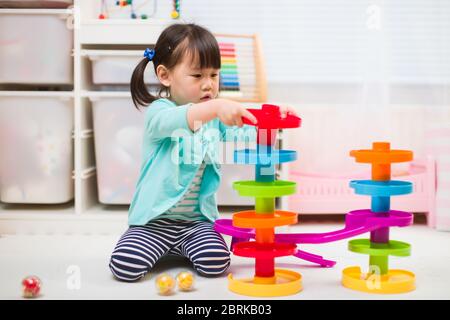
top-left (1, 217), bottom-right (450, 300)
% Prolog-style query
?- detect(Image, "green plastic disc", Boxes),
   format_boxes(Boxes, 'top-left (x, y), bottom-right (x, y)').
top-left (348, 239), bottom-right (411, 257)
top-left (232, 180), bottom-right (297, 198)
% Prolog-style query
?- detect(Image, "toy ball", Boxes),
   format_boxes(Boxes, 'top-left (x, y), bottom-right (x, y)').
top-left (22, 276), bottom-right (42, 298)
top-left (176, 271), bottom-right (195, 291)
top-left (155, 273), bottom-right (175, 295)
top-left (171, 11), bottom-right (179, 19)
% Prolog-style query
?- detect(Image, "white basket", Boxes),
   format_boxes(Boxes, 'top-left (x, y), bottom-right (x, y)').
top-left (90, 96), bottom-right (145, 204)
top-left (0, 13), bottom-right (73, 85)
top-left (0, 93), bottom-right (74, 203)
top-left (85, 50), bottom-right (159, 85)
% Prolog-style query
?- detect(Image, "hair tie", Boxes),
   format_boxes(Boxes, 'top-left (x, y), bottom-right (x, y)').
top-left (143, 48), bottom-right (155, 61)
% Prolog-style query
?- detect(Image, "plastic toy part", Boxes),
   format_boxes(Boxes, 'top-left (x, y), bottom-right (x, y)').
top-left (342, 267), bottom-right (415, 294)
top-left (350, 142), bottom-right (413, 181)
top-left (214, 208), bottom-right (413, 260)
top-left (22, 276), bottom-right (42, 298)
top-left (345, 209), bottom-right (413, 230)
top-left (155, 273), bottom-right (175, 295)
top-left (348, 238), bottom-right (411, 274)
top-left (240, 104), bottom-right (301, 147)
top-left (233, 180), bottom-right (297, 198)
top-left (228, 269), bottom-right (302, 297)
top-left (350, 143), bottom-right (413, 164)
top-left (350, 180), bottom-right (413, 197)
top-left (242, 104), bottom-right (301, 129)
top-left (341, 142), bottom-right (415, 294)
top-left (233, 242), bottom-right (297, 259)
top-left (234, 149), bottom-right (297, 165)
top-left (233, 210), bottom-right (297, 228)
top-left (176, 271), bottom-right (195, 291)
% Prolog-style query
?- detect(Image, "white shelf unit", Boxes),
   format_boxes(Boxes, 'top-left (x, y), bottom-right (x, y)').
top-left (0, 7), bottom-right (77, 233)
top-left (0, 1), bottom-right (288, 234)
top-left (72, 1), bottom-right (168, 228)
top-left (0, 8), bottom-right (72, 14)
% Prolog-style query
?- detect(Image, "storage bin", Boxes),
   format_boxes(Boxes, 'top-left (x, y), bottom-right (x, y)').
top-left (90, 96), bottom-right (145, 204)
top-left (0, 93), bottom-right (74, 203)
top-left (0, 13), bottom-right (73, 84)
top-left (0, 1), bottom-right (73, 8)
top-left (85, 50), bottom-right (159, 85)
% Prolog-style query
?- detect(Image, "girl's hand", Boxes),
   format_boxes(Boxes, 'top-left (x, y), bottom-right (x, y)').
top-left (215, 99), bottom-right (258, 127)
top-left (279, 105), bottom-right (299, 118)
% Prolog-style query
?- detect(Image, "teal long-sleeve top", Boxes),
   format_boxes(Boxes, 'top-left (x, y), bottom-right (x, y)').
top-left (128, 98), bottom-right (257, 226)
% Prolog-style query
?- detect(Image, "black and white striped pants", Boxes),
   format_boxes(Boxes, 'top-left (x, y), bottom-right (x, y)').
top-left (109, 218), bottom-right (231, 282)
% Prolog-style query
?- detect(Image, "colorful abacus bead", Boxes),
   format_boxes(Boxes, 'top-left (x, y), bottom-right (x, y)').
top-left (172, 0), bottom-right (180, 19)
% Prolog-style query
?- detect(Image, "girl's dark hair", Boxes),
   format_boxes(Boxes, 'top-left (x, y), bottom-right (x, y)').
top-left (130, 23), bottom-right (221, 109)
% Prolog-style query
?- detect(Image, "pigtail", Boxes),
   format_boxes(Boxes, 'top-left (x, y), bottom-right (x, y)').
top-left (130, 58), bottom-right (156, 109)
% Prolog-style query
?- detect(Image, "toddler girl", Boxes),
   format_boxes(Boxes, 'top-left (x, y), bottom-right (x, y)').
top-left (109, 23), bottom-right (296, 282)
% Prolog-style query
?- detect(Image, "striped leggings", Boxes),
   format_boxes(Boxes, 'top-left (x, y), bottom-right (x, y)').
top-left (109, 218), bottom-right (231, 282)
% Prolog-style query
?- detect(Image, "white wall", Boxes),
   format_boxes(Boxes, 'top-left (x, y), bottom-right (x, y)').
top-left (83, 0), bottom-right (450, 172)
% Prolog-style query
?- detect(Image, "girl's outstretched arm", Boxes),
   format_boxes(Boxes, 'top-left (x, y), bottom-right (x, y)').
top-left (186, 98), bottom-right (257, 132)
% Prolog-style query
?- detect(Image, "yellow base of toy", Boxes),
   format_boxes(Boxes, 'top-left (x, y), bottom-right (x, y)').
top-left (342, 266), bottom-right (415, 294)
top-left (228, 269), bottom-right (302, 297)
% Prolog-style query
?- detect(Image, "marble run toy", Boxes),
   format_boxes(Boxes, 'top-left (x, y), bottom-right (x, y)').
top-left (215, 104), bottom-right (303, 297)
top-left (214, 105), bottom-right (415, 296)
top-left (341, 142), bottom-right (415, 294)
